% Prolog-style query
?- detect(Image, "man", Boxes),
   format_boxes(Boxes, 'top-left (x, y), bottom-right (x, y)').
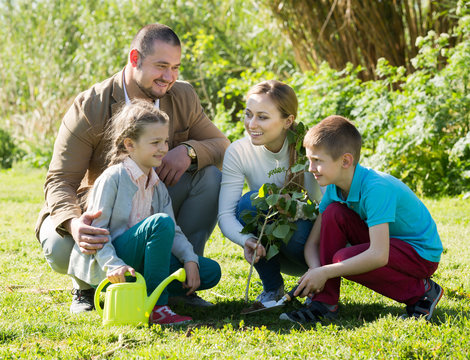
top-left (36, 23), bottom-right (229, 313)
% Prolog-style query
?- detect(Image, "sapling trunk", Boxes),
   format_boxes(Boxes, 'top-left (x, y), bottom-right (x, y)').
top-left (244, 209), bottom-right (272, 302)
top-left (243, 169), bottom-right (310, 303)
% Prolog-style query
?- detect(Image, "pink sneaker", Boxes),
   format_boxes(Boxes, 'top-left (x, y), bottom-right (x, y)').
top-left (149, 305), bottom-right (192, 325)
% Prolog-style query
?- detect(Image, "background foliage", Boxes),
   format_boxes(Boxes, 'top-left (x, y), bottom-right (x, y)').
top-left (265, 0), bottom-right (461, 79)
top-left (0, 0), bottom-right (469, 195)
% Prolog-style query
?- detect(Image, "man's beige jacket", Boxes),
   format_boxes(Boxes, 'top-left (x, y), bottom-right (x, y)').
top-left (36, 69), bottom-right (229, 239)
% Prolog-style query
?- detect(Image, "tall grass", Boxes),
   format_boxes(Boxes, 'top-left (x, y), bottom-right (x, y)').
top-left (1, 167), bottom-right (469, 359)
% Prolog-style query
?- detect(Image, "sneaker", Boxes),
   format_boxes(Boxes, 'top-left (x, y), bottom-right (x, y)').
top-left (303, 297), bottom-right (313, 307)
top-left (70, 288), bottom-right (95, 314)
top-left (149, 305), bottom-right (192, 325)
top-left (168, 293), bottom-right (214, 307)
top-left (256, 285), bottom-right (284, 303)
top-left (279, 301), bottom-right (338, 324)
top-left (402, 279), bottom-right (443, 321)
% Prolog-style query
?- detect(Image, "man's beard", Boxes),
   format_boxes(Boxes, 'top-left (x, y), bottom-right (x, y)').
top-left (136, 79), bottom-right (169, 100)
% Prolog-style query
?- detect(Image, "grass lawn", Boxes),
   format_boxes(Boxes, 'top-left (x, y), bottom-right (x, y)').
top-left (1, 167), bottom-right (469, 359)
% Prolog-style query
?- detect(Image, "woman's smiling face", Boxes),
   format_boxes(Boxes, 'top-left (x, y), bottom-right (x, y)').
top-left (244, 93), bottom-right (292, 153)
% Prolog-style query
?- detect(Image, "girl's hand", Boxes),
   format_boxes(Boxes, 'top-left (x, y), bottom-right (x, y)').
top-left (243, 238), bottom-right (266, 264)
top-left (183, 261), bottom-right (201, 295)
top-left (294, 267), bottom-right (328, 298)
top-left (107, 265), bottom-right (136, 284)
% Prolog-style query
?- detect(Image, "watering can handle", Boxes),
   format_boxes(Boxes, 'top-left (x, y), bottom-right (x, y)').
top-left (94, 272), bottom-right (144, 317)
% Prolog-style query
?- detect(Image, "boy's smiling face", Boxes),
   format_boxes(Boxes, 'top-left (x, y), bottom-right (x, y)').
top-left (306, 146), bottom-right (344, 187)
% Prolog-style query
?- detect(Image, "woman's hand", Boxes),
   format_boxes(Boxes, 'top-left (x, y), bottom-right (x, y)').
top-left (243, 238), bottom-right (266, 264)
top-left (107, 265), bottom-right (136, 284)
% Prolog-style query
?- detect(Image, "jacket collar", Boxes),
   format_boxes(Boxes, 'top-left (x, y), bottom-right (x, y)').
top-left (110, 68), bottom-right (126, 116)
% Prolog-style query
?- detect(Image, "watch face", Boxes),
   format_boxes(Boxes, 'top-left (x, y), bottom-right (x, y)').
top-left (186, 145), bottom-right (196, 159)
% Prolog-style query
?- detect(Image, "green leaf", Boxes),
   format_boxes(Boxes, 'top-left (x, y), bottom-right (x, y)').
top-left (266, 194), bottom-right (280, 206)
top-left (273, 224), bottom-right (290, 239)
top-left (258, 184), bottom-right (268, 198)
top-left (266, 244), bottom-right (279, 260)
top-left (291, 191), bottom-right (304, 200)
top-left (290, 162), bottom-right (307, 173)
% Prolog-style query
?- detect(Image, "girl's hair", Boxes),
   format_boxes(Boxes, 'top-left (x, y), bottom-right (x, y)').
top-left (106, 99), bottom-right (169, 166)
top-left (246, 80), bottom-right (302, 187)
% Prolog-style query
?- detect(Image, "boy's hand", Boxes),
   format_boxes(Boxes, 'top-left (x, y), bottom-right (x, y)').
top-left (183, 261), bottom-right (201, 295)
top-left (107, 265), bottom-right (135, 284)
top-left (294, 267), bottom-right (328, 298)
top-left (244, 238), bottom-right (266, 264)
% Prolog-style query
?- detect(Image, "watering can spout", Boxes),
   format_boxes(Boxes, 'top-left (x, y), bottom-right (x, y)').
top-left (145, 268), bottom-right (186, 315)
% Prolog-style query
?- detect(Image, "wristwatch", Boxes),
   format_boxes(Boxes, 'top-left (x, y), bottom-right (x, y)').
top-left (183, 144), bottom-right (197, 163)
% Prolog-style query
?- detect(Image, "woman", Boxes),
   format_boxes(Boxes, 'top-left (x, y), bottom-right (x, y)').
top-left (218, 80), bottom-right (322, 303)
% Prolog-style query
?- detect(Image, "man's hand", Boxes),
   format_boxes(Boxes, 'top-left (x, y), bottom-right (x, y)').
top-left (182, 261), bottom-right (201, 295)
top-left (65, 210), bottom-right (109, 255)
top-left (107, 265), bottom-right (136, 284)
top-left (294, 267), bottom-right (328, 298)
top-left (243, 238), bottom-right (266, 264)
top-left (155, 145), bottom-right (191, 187)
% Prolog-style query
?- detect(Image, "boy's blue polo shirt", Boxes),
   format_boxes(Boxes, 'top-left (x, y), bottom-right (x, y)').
top-left (319, 164), bottom-right (442, 262)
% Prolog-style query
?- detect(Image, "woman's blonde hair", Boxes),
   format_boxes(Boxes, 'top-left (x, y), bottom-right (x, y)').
top-left (246, 80), bottom-right (302, 187)
top-left (106, 99), bottom-right (169, 166)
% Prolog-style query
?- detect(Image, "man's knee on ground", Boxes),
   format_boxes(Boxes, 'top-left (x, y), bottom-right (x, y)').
top-left (42, 235), bottom-right (74, 274)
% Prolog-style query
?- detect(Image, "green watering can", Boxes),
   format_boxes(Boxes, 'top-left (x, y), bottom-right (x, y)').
top-left (94, 268), bottom-right (186, 326)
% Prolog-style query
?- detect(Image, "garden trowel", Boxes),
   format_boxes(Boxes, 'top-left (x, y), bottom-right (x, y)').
top-left (241, 285), bottom-right (299, 314)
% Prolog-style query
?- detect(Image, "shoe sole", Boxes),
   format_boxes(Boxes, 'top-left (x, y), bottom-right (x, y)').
top-left (400, 283), bottom-right (444, 321)
top-left (279, 313), bottom-right (295, 322)
top-left (425, 284), bottom-right (443, 321)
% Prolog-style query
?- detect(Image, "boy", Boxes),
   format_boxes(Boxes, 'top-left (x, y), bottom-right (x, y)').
top-left (280, 115), bottom-right (443, 323)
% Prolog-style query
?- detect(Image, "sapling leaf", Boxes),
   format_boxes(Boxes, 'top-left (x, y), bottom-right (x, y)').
top-left (266, 194), bottom-right (280, 206)
top-left (290, 162), bottom-right (307, 173)
top-left (258, 184), bottom-right (268, 198)
top-left (289, 201), bottom-right (297, 217)
top-left (292, 191), bottom-right (304, 200)
top-left (286, 129), bottom-right (296, 144)
top-left (273, 224), bottom-right (290, 239)
top-left (266, 244), bottom-right (279, 260)
top-left (282, 229), bottom-right (295, 245)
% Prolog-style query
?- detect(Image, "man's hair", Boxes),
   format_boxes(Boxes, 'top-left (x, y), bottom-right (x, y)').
top-left (303, 115), bottom-right (362, 165)
top-left (130, 23), bottom-right (181, 59)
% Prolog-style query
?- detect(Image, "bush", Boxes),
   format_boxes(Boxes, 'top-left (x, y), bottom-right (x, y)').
top-left (0, 128), bottom-right (22, 169)
top-left (215, 11), bottom-right (470, 196)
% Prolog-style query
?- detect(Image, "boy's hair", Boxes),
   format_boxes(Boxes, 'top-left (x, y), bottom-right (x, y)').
top-left (130, 23), bottom-right (181, 62)
top-left (106, 99), bottom-right (169, 166)
top-left (303, 115), bottom-right (362, 165)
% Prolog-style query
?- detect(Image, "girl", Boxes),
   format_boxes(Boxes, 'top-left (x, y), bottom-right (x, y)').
top-left (218, 80), bottom-right (322, 303)
top-left (68, 99), bottom-right (220, 325)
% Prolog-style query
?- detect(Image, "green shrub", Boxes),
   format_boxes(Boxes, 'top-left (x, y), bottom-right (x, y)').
top-left (215, 12), bottom-right (470, 196)
top-left (0, 128), bottom-right (22, 169)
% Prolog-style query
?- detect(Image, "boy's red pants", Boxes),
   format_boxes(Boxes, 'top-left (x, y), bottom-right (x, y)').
top-left (313, 203), bottom-right (439, 306)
